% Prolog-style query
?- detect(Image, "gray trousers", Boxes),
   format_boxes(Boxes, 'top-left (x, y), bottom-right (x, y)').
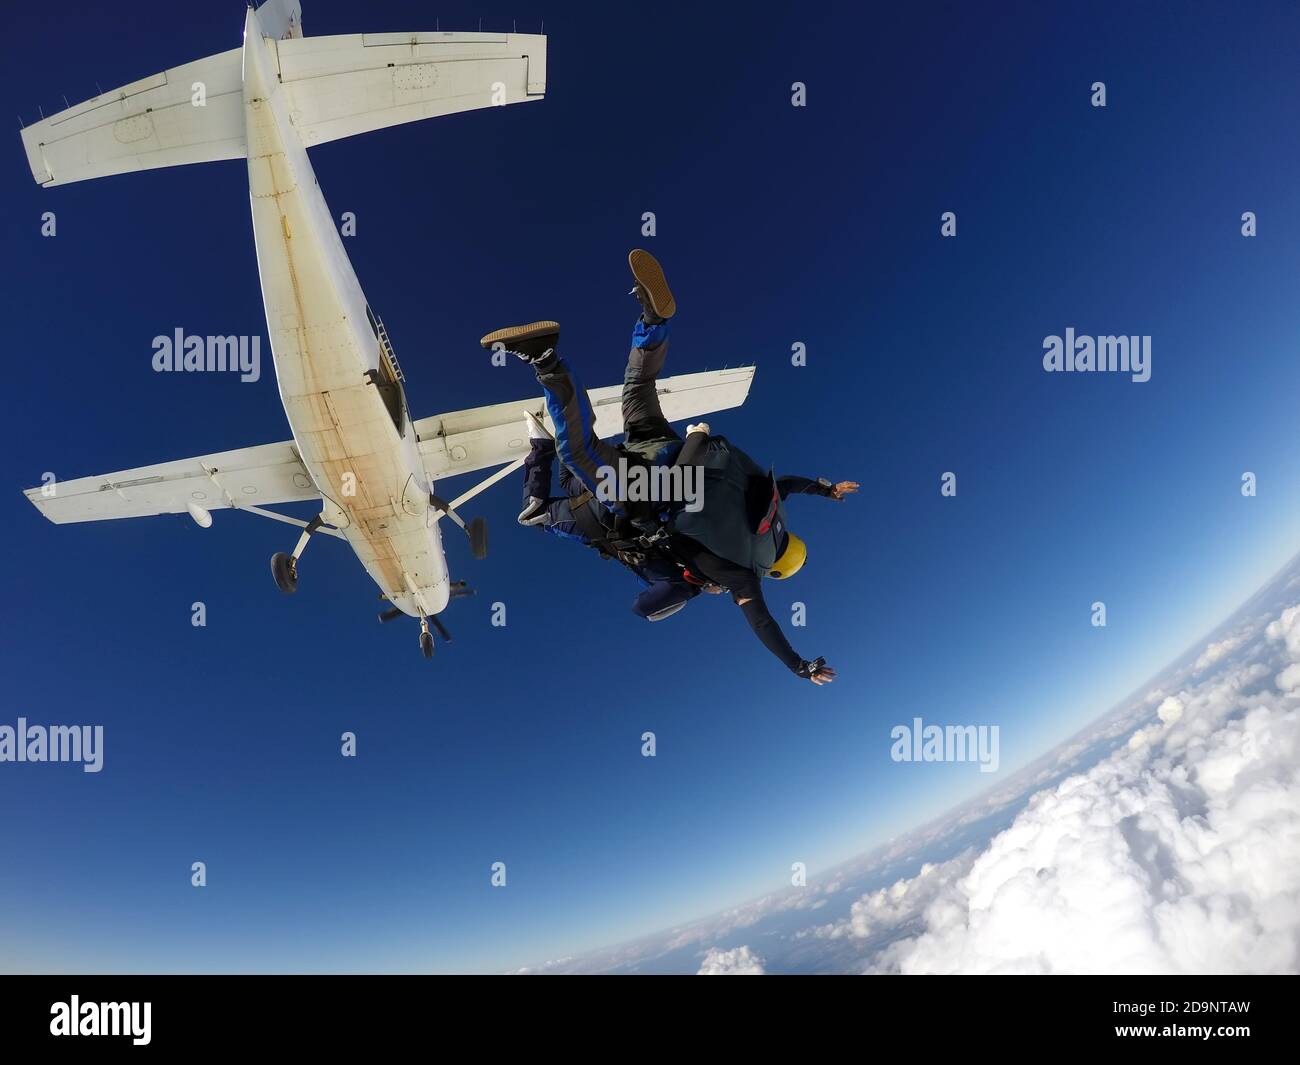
top-left (534, 319), bottom-right (681, 517)
top-left (620, 329), bottom-right (682, 461)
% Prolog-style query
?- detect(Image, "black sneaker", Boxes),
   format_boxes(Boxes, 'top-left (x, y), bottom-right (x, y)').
top-left (479, 321), bottom-right (561, 363)
top-left (628, 249), bottom-right (676, 322)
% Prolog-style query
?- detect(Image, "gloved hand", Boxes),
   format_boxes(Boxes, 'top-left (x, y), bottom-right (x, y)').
top-left (685, 422), bottom-right (710, 436)
top-left (795, 657), bottom-right (836, 685)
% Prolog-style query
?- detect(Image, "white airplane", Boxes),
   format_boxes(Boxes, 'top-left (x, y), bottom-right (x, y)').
top-left (20, 1), bottom-right (753, 656)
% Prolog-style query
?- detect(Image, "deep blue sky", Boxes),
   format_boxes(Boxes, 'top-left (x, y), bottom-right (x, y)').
top-left (3, 0), bottom-right (1299, 973)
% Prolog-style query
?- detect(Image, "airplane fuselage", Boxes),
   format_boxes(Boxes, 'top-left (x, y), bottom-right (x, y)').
top-left (242, 15), bottom-right (448, 618)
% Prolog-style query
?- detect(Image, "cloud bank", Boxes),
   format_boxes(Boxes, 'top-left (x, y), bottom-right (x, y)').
top-left (515, 566), bottom-right (1300, 976)
top-left (833, 602), bottom-right (1300, 974)
top-left (696, 945), bottom-right (766, 975)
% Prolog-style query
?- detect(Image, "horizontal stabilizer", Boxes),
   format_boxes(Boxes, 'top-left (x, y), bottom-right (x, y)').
top-left (21, 48), bottom-right (245, 187)
top-left (20, 14), bottom-right (545, 187)
top-left (276, 31), bottom-right (547, 148)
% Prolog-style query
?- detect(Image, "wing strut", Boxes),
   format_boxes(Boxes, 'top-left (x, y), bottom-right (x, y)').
top-left (427, 459), bottom-right (523, 561)
top-left (446, 457), bottom-right (527, 510)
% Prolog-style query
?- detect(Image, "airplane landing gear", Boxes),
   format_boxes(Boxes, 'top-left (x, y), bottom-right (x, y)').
top-left (270, 551), bottom-right (298, 594)
top-left (468, 516), bottom-right (488, 560)
top-left (382, 596), bottom-right (458, 655)
top-left (271, 515), bottom-right (323, 595)
top-left (430, 492), bottom-right (489, 561)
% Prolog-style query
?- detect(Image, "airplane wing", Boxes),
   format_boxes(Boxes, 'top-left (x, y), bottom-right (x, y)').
top-left (415, 366), bottom-right (756, 480)
top-left (24, 441), bottom-right (317, 524)
top-left (23, 365), bottom-right (754, 524)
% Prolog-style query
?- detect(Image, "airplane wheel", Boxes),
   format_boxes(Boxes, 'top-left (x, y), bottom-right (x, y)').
top-left (469, 516), bottom-right (488, 560)
top-left (419, 630), bottom-right (435, 658)
top-left (271, 551), bottom-right (298, 594)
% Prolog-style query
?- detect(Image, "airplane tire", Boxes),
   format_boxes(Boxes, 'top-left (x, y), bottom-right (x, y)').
top-left (420, 630), bottom-right (435, 658)
top-left (271, 551), bottom-right (298, 594)
top-left (469, 516), bottom-right (488, 560)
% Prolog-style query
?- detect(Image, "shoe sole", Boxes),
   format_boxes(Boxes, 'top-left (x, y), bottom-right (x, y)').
top-left (628, 249), bottom-right (676, 320)
top-left (523, 410), bottom-right (554, 440)
top-left (479, 320), bottom-right (561, 349)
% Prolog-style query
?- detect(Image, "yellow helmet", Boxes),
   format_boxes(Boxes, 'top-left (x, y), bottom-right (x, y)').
top-left (768, 532), bottom-right (807, 580)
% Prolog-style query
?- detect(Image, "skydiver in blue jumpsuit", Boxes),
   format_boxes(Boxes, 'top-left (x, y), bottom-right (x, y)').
top-left (481, 250), bottom-right (855, 681)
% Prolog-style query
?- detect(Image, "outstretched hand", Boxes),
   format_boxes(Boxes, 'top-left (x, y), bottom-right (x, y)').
top-left (830, 481), bottom-right (860, 501)
top-left (797, 657), bottom-right (837, 685)
top-left (808, 663), bottom-right (837, 685)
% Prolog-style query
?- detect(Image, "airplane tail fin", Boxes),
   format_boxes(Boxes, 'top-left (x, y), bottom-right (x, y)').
top-left (256, 0), bottom-right (304, 41)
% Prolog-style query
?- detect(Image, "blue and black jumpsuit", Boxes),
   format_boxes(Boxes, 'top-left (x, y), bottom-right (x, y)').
top-left (523, 316), bottom-right (838, 666)
top-left (521, 316), bottom-right (700, 621)
top-left (667, 475), bottom-right (834, 672)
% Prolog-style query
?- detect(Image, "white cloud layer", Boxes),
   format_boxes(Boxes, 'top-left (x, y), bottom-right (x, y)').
top-left (514, 569), bottom-right (1300, 976)
top-left (696, 945), bottom-right (765, 975)
top-left (1194, 635), bottom-right (1243, 672)
top-left (846, 603), bottom-right (1300, 974)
